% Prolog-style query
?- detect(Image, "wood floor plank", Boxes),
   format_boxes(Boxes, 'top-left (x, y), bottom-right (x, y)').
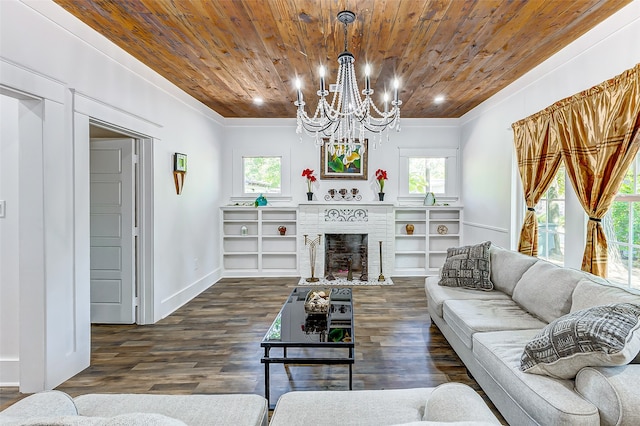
top-left (0, 277), bottom-right (505, 423)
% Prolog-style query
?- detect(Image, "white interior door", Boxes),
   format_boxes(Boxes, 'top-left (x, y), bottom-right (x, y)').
top-left (90, 138), bottom-right (135, 323)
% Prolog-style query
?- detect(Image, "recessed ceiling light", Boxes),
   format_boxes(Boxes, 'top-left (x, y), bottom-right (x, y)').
top-left (434, 95), bottom-right (445, 104)
top-left (254, 97), bottom-right (263, 105)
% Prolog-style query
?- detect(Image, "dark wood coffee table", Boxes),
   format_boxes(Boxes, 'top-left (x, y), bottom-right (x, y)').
top-left (261, 287), bottom-right (354, 408)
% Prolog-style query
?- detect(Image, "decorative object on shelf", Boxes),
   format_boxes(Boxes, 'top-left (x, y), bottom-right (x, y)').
top-left (302, 168), bottom-right (317, 200)
top-left (294, 10), bottom-right (401, 149)
top-left (254, 194), bottom-right (267, 207)
top-left (378, 192), bottom-right (385, 201)
top-left (320, 138), bottom-right (368, 179)
top-left (375, 168), bottom-right (388, 191)
top-left (173, 152), bottom-right (187, 195)
top-left (437, 225), bottom-right (449, 235)
top-left (304, 289), bottom-right (330, 314)
top-left (304, 234), bottom-right (322, 282)
top-left (378, 240), bottom-right (385, 282)
top-left (278, 226), bottom-right (287, 235)
top-left (324, 188), bottom-right (362, 201)
top-left (241, 225), bottom-right (248, 236)
top-left (424, 192), bottom-right (436, 206)
top-left (406, 224), bottom-right (415, 235)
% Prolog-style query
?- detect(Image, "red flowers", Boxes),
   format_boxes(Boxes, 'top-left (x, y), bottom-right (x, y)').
top-left (302, 168), bottom-right (317, 192)
top-left (375, 169), bottom-right (388, 192)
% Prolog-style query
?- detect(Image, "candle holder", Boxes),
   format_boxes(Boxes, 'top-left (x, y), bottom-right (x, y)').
top-left (304, 234), bottom-right (322, 283)
top-left (378, 240), bottom-right (385, 282)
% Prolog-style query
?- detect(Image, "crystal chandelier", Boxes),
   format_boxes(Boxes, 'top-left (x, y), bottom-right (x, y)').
top-left (294, 10), bottom-right (402, 155)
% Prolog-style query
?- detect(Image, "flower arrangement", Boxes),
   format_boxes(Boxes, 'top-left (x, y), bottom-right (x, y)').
top-left (302, 168), bottom-right (317, 193)
top-left (375, 169), bottom-right (388, 192)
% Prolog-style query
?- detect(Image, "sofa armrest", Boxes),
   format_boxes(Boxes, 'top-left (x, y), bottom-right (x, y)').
top-left (423, 383), bottom-right (501, 424)
top-left (0, 390), bottom-right (77, 418)
top-left (575, 365), bottom-right (640, 426)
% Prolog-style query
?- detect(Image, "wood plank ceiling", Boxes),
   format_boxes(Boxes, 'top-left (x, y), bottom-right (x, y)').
top-left (54, 0), bottom-right (631, 118)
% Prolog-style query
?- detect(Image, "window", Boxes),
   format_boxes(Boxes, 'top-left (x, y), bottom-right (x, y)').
top-left (604, 152), bottom-right (639, 288)
top-left (243, 156), bottom-right (281, 194)
top-left (536, 163), bottom-right (565, 265)
top-left (398, 148), bottom-right (458, 201)
top-left (408, 158), bottom-right (445, 194)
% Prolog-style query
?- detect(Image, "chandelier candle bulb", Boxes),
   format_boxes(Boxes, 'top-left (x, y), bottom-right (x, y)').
top-left (365, 65), bottom-right (371, 93)
top-left (394, 79), bottom-right (399, 104)
top-left (319, 66), bottom-right (326, 93)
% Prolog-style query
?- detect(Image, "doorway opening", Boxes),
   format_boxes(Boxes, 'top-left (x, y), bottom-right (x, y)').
top-left (89, 122), bottom-right (149, 324)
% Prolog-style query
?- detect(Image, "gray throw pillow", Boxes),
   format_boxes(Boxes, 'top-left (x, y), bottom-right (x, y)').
top-left (438, 241), bottom-right (493, 291)
top-left (520, 303), bottom-right (640, 379)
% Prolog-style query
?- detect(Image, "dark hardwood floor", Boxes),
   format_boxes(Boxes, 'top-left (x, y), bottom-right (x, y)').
top-left (1, 277), bottom-right (504, 422)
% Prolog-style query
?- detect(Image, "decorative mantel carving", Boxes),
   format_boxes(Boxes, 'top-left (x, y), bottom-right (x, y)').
top-left (324, 208), bottom-right (368, 222)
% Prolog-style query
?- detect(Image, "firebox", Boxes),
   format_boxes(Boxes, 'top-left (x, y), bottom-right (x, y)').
top-left (324, 234), bottom-right (368, 280)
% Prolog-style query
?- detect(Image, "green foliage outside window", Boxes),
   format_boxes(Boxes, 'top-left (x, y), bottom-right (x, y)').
top-left (408, 158), bottom-right (446, 193)
top-left (243, 157), bottom-right (281, 193)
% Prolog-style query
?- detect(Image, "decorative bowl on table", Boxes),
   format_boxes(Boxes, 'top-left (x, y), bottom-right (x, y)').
top-left (304, 289), bottom-right (331, 314)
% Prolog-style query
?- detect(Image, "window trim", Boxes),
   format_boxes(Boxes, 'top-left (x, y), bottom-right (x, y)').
top-left (397, 148), bottom-right (459, 203)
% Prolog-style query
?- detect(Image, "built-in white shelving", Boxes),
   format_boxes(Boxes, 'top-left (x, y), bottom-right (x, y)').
top-left (393, 206), bottom-right (463, 276)
top-left (221, 207), bottom-right (298, 277)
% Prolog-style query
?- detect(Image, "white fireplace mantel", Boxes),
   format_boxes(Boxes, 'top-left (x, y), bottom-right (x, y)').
top-left (298, 204), bottom-right (395, 279)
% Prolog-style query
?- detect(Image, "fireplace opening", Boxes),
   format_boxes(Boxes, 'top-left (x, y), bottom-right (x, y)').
top-left (324, 234), bottom-right (368, 280)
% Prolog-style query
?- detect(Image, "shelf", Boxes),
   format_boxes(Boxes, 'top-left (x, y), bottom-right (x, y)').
top-left (221, 207), bottom-right (299, 276)
top-left (393, 206), bottom-right (462, 276)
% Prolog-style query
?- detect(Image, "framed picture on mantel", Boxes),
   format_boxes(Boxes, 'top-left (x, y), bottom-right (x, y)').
top-left (320, 138), bottom-right (368, 180)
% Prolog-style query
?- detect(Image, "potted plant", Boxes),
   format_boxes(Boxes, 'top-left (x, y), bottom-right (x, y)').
top-left (302, 168), bottom-right (317, 201)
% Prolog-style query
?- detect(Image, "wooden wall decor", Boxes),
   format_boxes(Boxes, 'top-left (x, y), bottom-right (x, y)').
top-left (173, 153), bottom-right (187, 195)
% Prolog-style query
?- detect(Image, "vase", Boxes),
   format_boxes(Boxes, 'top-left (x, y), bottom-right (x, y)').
top-left (405, 224), bottom-right (414, 235)
top-left (424, 192), bottom-right (436, 206)
top-left (278, 226), bottom-right (286, 235)
top-left (378, 192), bottom-right (385, 201)
top-left (307, 192), bottom-right (314, 201)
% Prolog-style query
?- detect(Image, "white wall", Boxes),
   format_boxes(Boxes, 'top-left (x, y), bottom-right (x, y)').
top-left (459, 1), bottom-right (640, 259)
top-left (223, 118), bottom-right (460, 205)
top-left (0, 0), bottom-right (225, 390)
top-left (0, 95), bottom-right (20, 385)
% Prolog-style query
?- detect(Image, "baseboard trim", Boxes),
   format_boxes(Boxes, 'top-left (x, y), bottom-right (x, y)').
top-left (0, 358), bottom-right (19, 386)
top-left (159, 268), bottom-right (222, 320)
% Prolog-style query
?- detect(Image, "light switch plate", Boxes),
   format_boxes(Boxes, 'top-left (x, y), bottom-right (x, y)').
top-left (0, 200), bottom-right (5, 218)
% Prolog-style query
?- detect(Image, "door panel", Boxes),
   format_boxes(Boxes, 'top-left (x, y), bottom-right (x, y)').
top-left (90, 139), bottom-right (135, 323)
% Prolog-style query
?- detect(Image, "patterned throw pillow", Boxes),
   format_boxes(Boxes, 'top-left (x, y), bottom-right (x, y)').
top-left (438, 241), bottom-right (493, 291)
top-left (520, 303), bottom-right (640, 379)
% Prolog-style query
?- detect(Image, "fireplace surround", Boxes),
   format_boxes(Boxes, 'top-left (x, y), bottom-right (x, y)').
top-left (298, 204), bottom-right (394, 281)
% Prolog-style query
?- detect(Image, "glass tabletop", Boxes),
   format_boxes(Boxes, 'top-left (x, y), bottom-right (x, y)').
top-left (262, 287), bottom-right (353, 346)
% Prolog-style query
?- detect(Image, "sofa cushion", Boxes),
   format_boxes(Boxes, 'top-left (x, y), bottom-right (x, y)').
top-left (520, 303), bottom-right (640, 379)
top-left (0, 413), bottom-right (186, 426)
top-left (571, 276), bottom-right (640, 312)
top-left (575, 365), bottom-right (640, 426)
top-left (443, 299), bottom-right (546, 349)
top-left (269, 388), bottom-right (434, 426)
top-left (423, 383), bottom-right (500, 424)
top-left (0, 391), bottom-right (78, 419)
top-left (488, 245), bottom-right (538, 296)
top-left (425, 276), bottom-right (510, 319)
top-left (74, 394), bottom-right (268, 426)
top-left (439, 241), bottom-right (493, 291)
top-left (512, 260), bottom-right (585, 323)
top-left (472, 330), bottom-right (600, 425)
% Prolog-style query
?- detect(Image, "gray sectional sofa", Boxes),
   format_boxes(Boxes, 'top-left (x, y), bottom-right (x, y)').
top-left (426, 244), bottom-right (640, 425)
